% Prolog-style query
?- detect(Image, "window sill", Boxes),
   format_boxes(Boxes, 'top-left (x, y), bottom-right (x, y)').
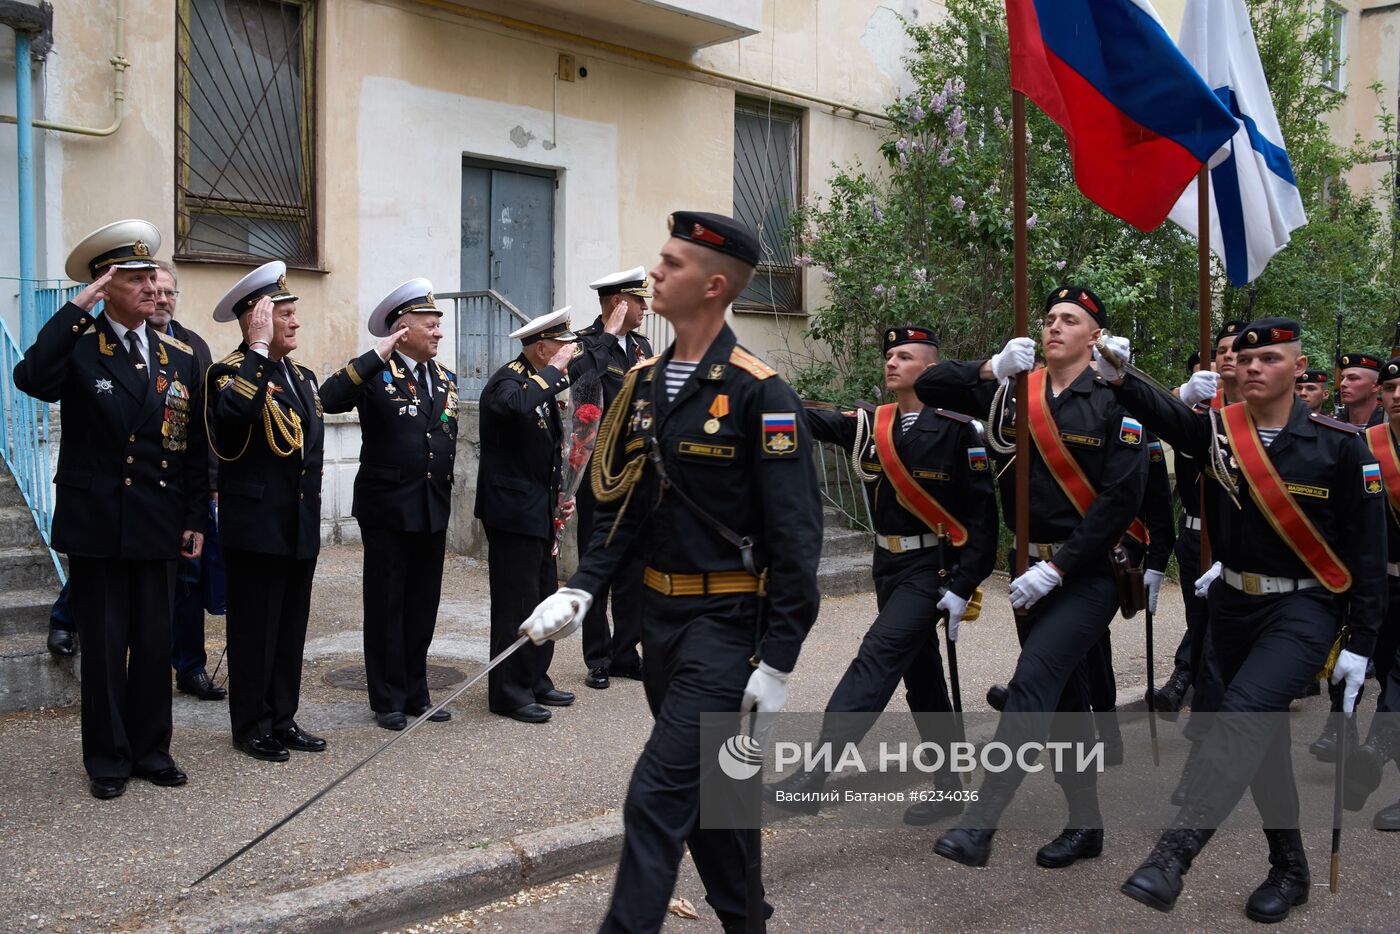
top-left (174, 253), bottom-right (328, 274)
top-left (732, 304), bottom-right (808, 317)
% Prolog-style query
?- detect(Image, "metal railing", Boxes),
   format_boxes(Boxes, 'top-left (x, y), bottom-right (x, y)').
top-left (813, 441), bottom-right (873, 532)
top-left (2, 283), bottom-right (83, 581)
top-left (444, 290), bottom-right (532, 400)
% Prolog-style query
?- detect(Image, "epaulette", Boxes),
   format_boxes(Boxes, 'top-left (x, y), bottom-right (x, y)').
top-left (575, 323), bottom-right (600, 336)
top-left (289, 358), bottom-right (316, 381)
top-left (435, 361), bottom-right (455, 381)
top-left (508, 360), bottom-right (526, 374)
top-left (728, 346), bottom-right (776, 380)
top-left (220, 350), bottom-right (246, 367)
top-left (1311, 412), bottom-right (1360, 433)
top-left (155, 330), bottom-right (194, 356)
top-left (933, 408), bottom-right (972, 423)
top-left (629, 354), bottom-right (660, 373)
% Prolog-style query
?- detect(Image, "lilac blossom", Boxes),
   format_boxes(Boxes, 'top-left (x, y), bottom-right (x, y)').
top-left (950, 195), bottom-right (965, 213)
top-left (1026, 213), bottom-right (1038, 230)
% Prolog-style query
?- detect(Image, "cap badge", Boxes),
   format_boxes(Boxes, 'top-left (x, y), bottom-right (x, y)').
top-left (691, 223), bottom-right (726, 246)
top-left (277, 273), bottom-right (289, 292)
top-left (132, 240), bottom-right (151, 257)
top-left (425, 292), bottom-right (436, 307)
top-left (1270, 327), bottom-right (1295, 342)
top-left (1247, 331), bottom-right (1259, 344)
top-left (888, 330), bottom-right (897, 342)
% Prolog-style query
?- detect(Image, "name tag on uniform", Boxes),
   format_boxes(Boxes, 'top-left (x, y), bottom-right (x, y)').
top-left (1285, 481), bottom-right (1329, 500)
top-left (912, 469), bottom-right (950, 481)
top-left (678, 441), bottom-right (736, 460)
top-left (1061, 431), bottom-right (1102, 448)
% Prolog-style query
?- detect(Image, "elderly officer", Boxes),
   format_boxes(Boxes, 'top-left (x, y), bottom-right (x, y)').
top-left (917, 286), bottom-right (1148, 871)
top-left (1338, 351), bottom-right (1384, 428)
top-left (15, 220), bottom-right (207, 799)
top-left (517, 211), bottom-right (823, 932)
top-left (1296, 369), bottom-right (1330, 415)
top-left (207, 262), bottom-right (326, 762)
top-left (573, 266), bottom-right (654, 689)
top-left (474, 308), bottom-right (583, 723)
top-left (1105, 319), bottom-right (1383, 923)
top-left (320, 281), bottom-right (459, 731)
top-left (767, 325), bottom-right (998, 823)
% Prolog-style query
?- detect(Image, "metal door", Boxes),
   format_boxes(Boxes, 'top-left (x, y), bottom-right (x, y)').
top-left (460, 160), bottom-right (554, 317)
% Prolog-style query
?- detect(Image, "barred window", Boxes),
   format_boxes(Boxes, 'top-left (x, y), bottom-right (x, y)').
top-left (733, 101), bottom-right (803, 314)
top-left (175, 0), bottom-right (317, 266)
top-left (1322, 4), bottom-right (1345, 93)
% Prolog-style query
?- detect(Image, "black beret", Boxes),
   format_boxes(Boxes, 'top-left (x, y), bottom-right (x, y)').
top-left (667, 211), bottom-right (760, 267)
top-left (1232, 317), bottom-right (1302, 352)
top-left (1044, 285), bottom-right (1108, 328)
top-left (1215, 320), bottom-right (1248, 345)
top-left (883, 325), bottom-right (938, 354)
top-left (1338, 351), bottom-right (1383, 373)
top-left (1383, 357), bottom-right (1400, 381)
top-left (1296, 368), bottom-right (1329, 385)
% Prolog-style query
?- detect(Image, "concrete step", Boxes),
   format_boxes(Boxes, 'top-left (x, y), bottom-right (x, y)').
top-left (0, 585), bottom-right (56, 637)
top-left (816, 554), bottom-right (873, 597)
top-left (0, 630), bottom-right (80, 712)
top-left (0, 544), bottom-right (59, 590)
top-left (0, 473), bottom-right (26, 510)
top-left (821, 527), bottom-right (872, 559)
top-left (0, 502), bottom-right (44, 547)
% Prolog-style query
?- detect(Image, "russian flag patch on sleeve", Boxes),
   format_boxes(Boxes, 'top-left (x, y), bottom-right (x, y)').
top-left (1119, 416), bottom-right (1143, 445)
top-left (761, 412), bottom-right (799, 458)
top-left (967, 446), bottom-right (989, 471)
top-left (1363, 462), bottom-right (1383, 496)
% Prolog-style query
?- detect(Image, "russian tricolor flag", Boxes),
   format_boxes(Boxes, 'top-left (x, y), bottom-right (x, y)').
top-left (1007, 0), bottom-right (1240, 232)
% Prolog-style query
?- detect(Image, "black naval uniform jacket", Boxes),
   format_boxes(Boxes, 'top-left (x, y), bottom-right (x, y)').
top-left (166, 317), bottom-right (219, 494)
top-left (1138, 433), bottom-right (1176, 573)
top-left (320, 350), bottom-right (459, 534)
top-left (567, 325), bottom-right (822, 673)
top-left (206, 344), bottom-right (323, 560)
top-left (915, 361), bottom-right (1148, 579)
top-left (474, 354), bottom-right (571, 539)
top-left (14, 302), bottom-right (207, 558)
top-left (574, 317), bottom-right (655, 410)
top-left (1115, 377), bottom-right (1387, 657)
top-left (804, 404), bottom-right (998, 599)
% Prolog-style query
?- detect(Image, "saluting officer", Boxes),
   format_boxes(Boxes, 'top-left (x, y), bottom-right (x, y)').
top-left (1342, 354), bottom-right (1400, 828)
top-left (1296, 368), bottom-right (1329, 415)
top-left (1105, 319), bottom-right (1383, 923)
top-left (916, 286), bottom-right (1148, 870)
top-left (320, 281), bottom-right (459, 731)
top-left (15, 221), bottom-right (208, 798)
top-left (573, 266), bottom-right (654, 689)
top-left (1338, 351), bottom-right (1384, 428)
top-left (517, 211), bottom-right (823, 932)
top-left (767, 325), bottom-right (997, 824)
top-left (474, 308), bottom-right (584, 723)
top-left (207, 262), bottom-right (326, 762)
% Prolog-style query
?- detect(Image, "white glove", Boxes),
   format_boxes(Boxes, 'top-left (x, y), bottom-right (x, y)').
top-left (1091, 335), bottom-right (1131, 382)
top-left (990, 337), bottom-right (1036, 382)
top-left (1008, 561), bottom-right (1063, 610)
top-left (938, 589), bottom-right (969, 643)
top-left (1144, 569), bottom-right (1165, 615)
top-left (1330, 649), bottom-right (1369, 715)
top-left (518, 587), bottom-right (593, 644)
top-left (740, 662), bottom-right (790, 715)
top-left (1178, 370), bottom-right (1219, 408)
top-left (1194, 561), bottom-right (1222, 598)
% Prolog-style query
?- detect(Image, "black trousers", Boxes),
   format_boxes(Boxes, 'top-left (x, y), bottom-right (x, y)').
top-left (1371, 576), bottom-right (1400, 715)
top-left (361, 525), bottom-right (447, 714)
top-left (223, 549), bottom-right (316, 744)
top-left (68, 556), bottom-right (177, 780)
top-left (976, 564), bottom-right (1119, 811)
top-left (602, 591), bottom-right (766, 933)
top-left (485, 528), bottom-right (557, 712)
top-left (575, 479), bottom-right (644, 672)
top-left (1085, 630), bottom-right (1116, 713)
top-left (819, 557), bottom-right (956, 781)
top-left (1173, 525), bottom-right (1225, 741)
top-left (1182, 582), bottom-right (1336, 828)
top-left (170, 554), bottom-right (207, 680)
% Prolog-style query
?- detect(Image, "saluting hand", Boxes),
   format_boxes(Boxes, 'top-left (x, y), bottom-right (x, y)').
top-left (73, 267), bottom-right (116, 312)
top-left (245, 296), bottom-right (275, 348)
top-left (603, 299), bottom-right (630, 337)
top-left (375, 325), bottom-right (411, 361)
top-left (548, 341), bottom-right (576, 373)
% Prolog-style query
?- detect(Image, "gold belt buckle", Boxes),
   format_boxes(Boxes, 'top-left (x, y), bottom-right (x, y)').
top-left (1242, 572), bottom-right (1262, 595)
top-left (1036, 543), bottom-right (1054, 561)
top-left (886, 536), bottom-right (904, 554)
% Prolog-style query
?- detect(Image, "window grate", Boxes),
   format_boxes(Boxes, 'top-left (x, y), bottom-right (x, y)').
top-left (733, 102), bottom-right (802, 314)
top-left (175, 0), bottom-right (317, 266)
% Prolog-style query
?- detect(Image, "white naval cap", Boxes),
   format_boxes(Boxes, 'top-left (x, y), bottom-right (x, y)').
top-left (64, 219), bottom-right (161, 283)
top-left (509, 306), bottom-right (577, 344)
top-left (368, 278), bottom-right (441, 337)
top-left (212, 260), bottom-right (298, 323)
top-left (587, 265), bottom-right (651, 298)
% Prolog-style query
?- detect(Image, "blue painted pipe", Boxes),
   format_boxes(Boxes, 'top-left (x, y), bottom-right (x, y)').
top-left (15, 30), bottom-right (35, 346)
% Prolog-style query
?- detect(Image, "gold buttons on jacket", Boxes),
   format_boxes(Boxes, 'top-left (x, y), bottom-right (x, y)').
top-left (126, 456), bottom-right (133, 464)
top-left (159, 480), bottom-right (167, 488)
top-left (124, 478), bottom-right (132, 486)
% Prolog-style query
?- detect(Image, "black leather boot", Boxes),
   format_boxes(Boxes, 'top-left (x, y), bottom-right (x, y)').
top-left (764, 767), bottom-right (829, 815)
top-left (986, 684), bottom-right (1008, 711)
top-left (1307, 716), bottom-right (1338, 760)
top-left (1344, 719), bottom-right (1400, 812)
top-left (1153, 665), bottom-right (1191, 721)
top-left (1170, 742), bottom-right (1201, 807)
top-left (1374, 799), bottom-right (1400, 830)
top-left (1120, 826), bottom-right (1215, 913)
top-left (1036, 828), bottom-right (1104, 868)
top-left (933, 784), bottom-right (1011, 867)
top-left (1244, 829), bottom-right (1310, 924)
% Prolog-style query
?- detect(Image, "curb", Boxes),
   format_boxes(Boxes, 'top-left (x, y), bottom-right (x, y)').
top-left (139, 814), bottom-right (624, 934)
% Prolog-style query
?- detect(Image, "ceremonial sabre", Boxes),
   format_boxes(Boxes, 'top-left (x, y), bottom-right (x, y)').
top-left (190, 633), bottom-right (532, 887)
top-left (1144, 608), bottom-right (1160, 768)
top-left (1331, 711), bottom-right (1348, 893)
top-left (744, 709), bottom-right (764, 933)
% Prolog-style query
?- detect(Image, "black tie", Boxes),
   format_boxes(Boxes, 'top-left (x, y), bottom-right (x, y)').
top-left (126, 331), bottom-right (153, 391)
top-left (415, 362), bottom-right (432, 401)
top-left (281, 360), bottom-right (305, 414)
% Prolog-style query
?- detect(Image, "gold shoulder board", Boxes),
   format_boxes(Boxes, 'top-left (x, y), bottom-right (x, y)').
top-left (629, 354), bottom-right (660, 373)
top-left (155, 331), bottom-right (194, 355)
top-left (729, 346), bottom-right (776, 380)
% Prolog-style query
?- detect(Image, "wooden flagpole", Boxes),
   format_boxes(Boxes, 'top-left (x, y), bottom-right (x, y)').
top-left (1012, 91), bottom-right (1030, 593)
top-left (1197, 166), bottom-right (1212, 567)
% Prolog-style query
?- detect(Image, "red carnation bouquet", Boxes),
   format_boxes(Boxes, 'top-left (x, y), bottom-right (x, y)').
top-left (553, 374), bottom-right (604, 556)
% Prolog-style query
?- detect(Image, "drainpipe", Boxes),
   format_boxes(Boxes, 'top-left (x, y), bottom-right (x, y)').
top-left (16, 28), bottom-right (34, 342)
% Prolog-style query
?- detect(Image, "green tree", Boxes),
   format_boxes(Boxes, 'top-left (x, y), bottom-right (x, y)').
top-left (785, 0), bottom-right (1396, 403)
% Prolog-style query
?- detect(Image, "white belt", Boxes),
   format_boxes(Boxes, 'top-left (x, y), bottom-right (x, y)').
top-left (1183, 516), bottom-right (1201, 531)
top-left (1222, 567), bottom-right (1321, 596)
top-left (1011, 539), bottom-right (1066, 562)
top-left (1389, 562), bottom-right (1400, 578)
top-left (876, 532), bottom-right (941, 554)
